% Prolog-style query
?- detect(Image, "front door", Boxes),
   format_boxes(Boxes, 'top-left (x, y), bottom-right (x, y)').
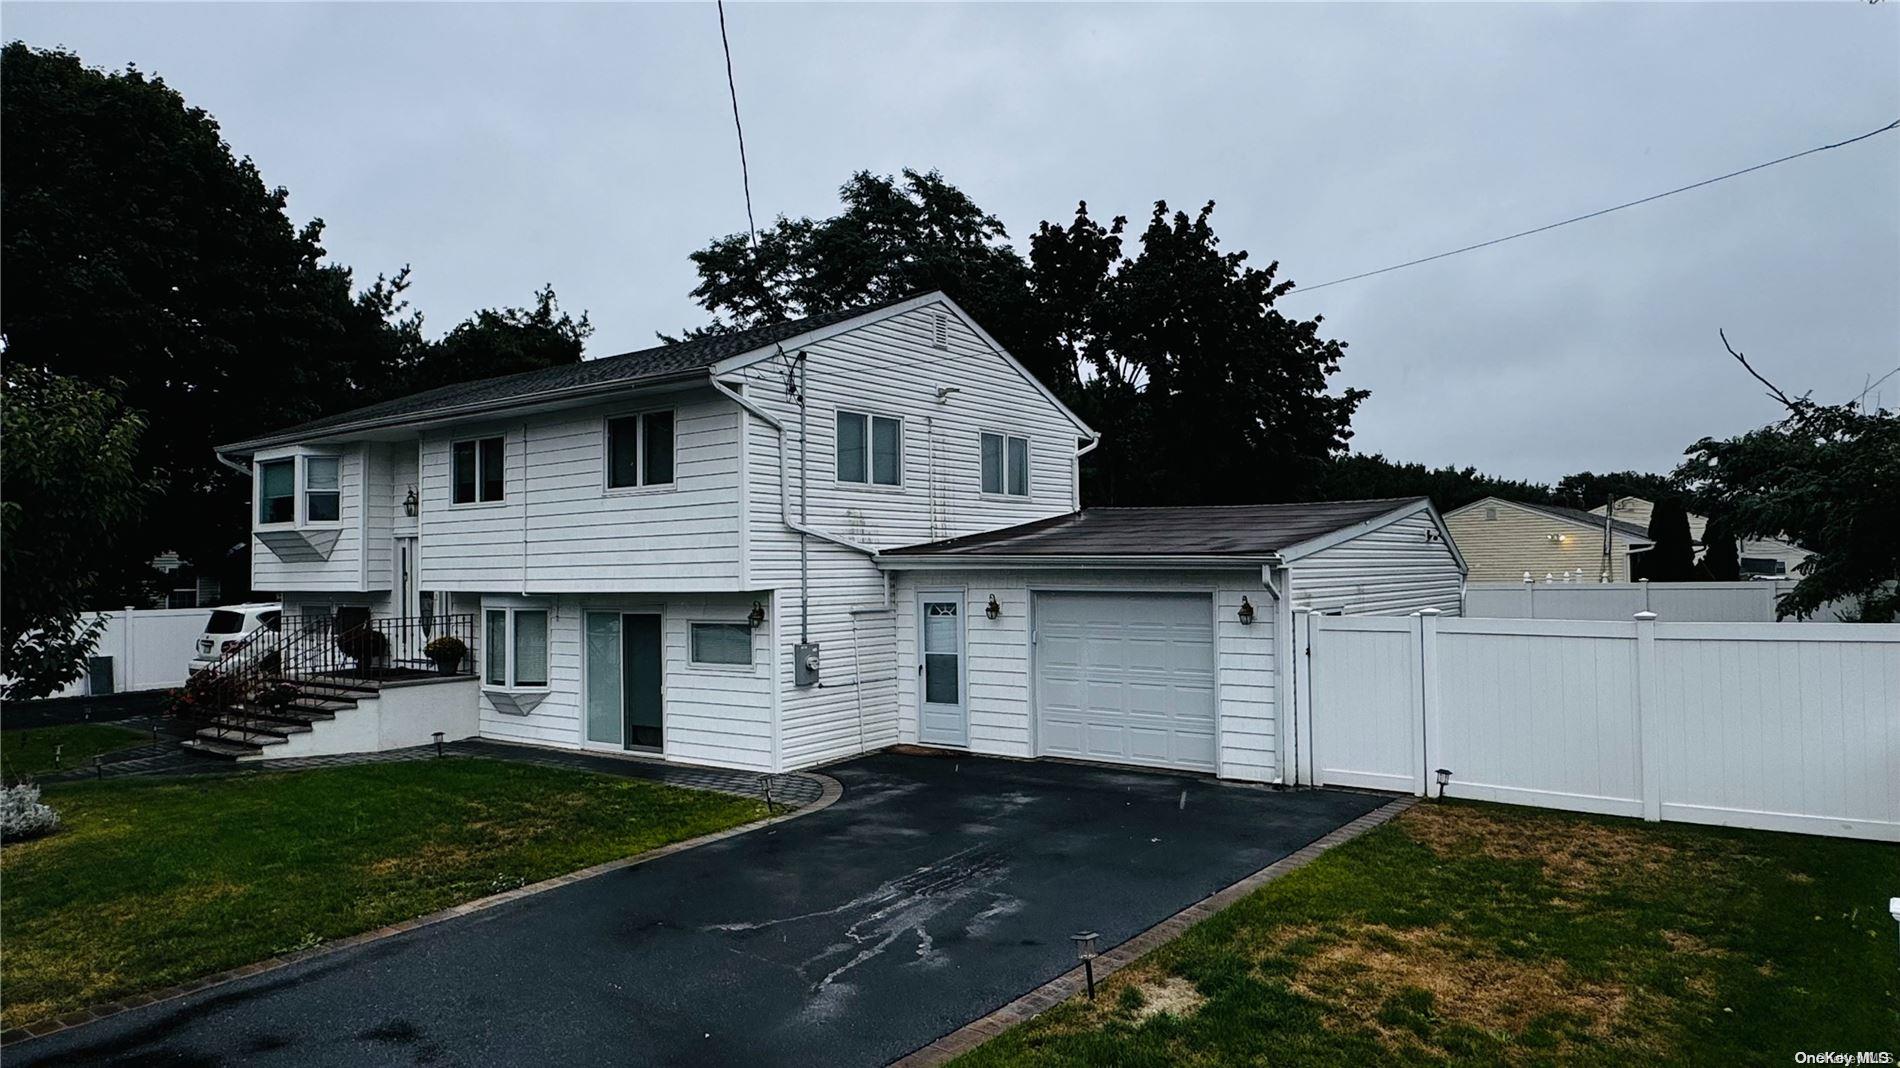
top-left (394, 536), bottom-right (420, 663)
top-left (584, 612), bottom-right (664, 753)
top-left (918, 592), bottom-right (967, 746)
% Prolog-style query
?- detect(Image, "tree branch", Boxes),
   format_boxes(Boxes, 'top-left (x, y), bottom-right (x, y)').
top-left (1721, 328), bottom-right (1801, 411)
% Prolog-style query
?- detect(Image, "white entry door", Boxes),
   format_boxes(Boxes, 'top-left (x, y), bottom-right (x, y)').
top-left (394, 536), bottom-right (420, 662)
top-left (918, 592), bottom-right (967, 746)
top-left (1033, 592), bottom-right (1217, 772)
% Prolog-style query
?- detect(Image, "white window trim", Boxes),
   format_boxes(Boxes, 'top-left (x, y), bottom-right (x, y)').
top-left (254, 449), bottom-right (346, 530)
top-left (601, 408), bottom-right (680, 496)
top-left (482, 603), bottom-right (552, 692)
top-left (978, 430), bottom-right (1031, 499)
top-left (687, 620), bottom-right (758, 671)
top-left (450, 435), bottom-right (507, 509)
top-left (833, 408), bottom-right (905, 491)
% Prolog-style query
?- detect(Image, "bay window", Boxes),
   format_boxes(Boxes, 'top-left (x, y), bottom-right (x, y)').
top-left (258, 459), bottom-right (295, 524)
top-left (484, 607), bottom-right (549, 689)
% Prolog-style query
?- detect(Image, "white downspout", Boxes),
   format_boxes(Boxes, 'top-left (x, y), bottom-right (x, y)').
top-left (708, 374), bottom-right (875, 559)
top-left (1072, 433), bottom-right (1101, 511)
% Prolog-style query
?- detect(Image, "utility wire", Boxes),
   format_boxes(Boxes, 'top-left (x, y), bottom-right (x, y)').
top-left (716, 0), bottom-right (760, 252)
top-left (1287, 118), bottom-right (1900, 297)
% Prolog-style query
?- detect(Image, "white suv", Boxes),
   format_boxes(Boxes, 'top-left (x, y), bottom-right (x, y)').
top-left (186, 603), bottom-right (283, 675)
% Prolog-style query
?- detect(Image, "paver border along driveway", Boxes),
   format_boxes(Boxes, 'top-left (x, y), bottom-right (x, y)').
top-left (8, 752), bottom-right (1388, 1068)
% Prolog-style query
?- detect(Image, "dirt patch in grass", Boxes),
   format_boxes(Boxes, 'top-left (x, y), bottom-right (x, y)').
top-left (1400, 802), bottom-right (1680, 892)
top-left (1277, 920), bottom-right (1629, 1053)
top-left (1125, 974), bottom-right (1206, 1022)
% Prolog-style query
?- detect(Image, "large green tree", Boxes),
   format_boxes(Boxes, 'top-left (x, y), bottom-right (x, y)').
top-left (2, 42), bottom-right (591, 599)
top-left (1677, 334), bottom-right (1898, 620)
top-left (1314, 453), bottom-right (1560, 515)
top-left (687, 173), bottom-right (1365, 504)
top-left (1, 370), bottom-right (151, 698)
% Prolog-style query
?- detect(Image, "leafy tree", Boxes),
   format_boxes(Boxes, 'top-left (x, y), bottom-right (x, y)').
top-left (405, 285), bottom-right (592, 390)
top-left (1638, 497), bottom-right (1697, 582)
top-left (1314, 453), bottom-right (1559, 514)
top-left (1678, 338), bottom-right (1897, 619)
top-left (1553, 470), bottom-right (1678, 512)
top-left (1, 370), bottom-right (151, 698)
top-left (1696, 516), bottom-right (1741, 581)
top-left (687, 175), bottom-right (1366, 505)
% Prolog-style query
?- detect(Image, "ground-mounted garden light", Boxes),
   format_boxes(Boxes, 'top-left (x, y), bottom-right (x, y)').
top-left (1237, 596), bottom-right (1256, 626)
top-left (1434, 768), bottom-right (1452, 799)
top-left (403, 487), bottom-right (419, 517)
top-left (1071, 931), bottom-right (1100, 1000)
top-left (748, 601), bottom-right (767, 629)
top-left (1891, 898), bottom-right (1900, 952)
top-left (432, 731), bottom-right (445, 757)
top-left (985, 595), bottom-right (1001, 620)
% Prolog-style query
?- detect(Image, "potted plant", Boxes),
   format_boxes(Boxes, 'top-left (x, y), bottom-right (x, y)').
top-left (424, 635), bottom-right (468, 676)
top-left (336, 626), bottom-right (391, 669)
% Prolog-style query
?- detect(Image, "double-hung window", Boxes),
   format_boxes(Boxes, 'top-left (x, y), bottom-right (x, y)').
top-left (258, 459), bottom-right (295, 524)
top-left (980, 432), bottom-right (1029, 496)
top-left (485, 607), bottom-right (549, 688)
top-left (304, 457), bottom-right (340, 522)
top-left (453, 436), bottom-right (506, 504)
top-left (606, 410), bottom-right (676, 490)
top-left (836, 411), bottom-right (901, 486)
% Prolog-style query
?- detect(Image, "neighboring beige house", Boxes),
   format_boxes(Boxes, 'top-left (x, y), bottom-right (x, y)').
top-left (1589, 496), bottom-right (1811, 578)
top-left (1445, 497), bottom-right (1653, 583)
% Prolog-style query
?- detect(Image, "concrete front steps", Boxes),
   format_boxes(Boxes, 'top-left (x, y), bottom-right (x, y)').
top-left (181, 674), bottom-right (479, 761)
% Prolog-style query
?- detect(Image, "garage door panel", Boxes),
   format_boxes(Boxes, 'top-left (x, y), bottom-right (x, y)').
top-left (1034, 592), bottom-right (1217, 774)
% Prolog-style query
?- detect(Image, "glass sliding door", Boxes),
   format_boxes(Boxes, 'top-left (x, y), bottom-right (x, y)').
top-left (583, 611), bottom-right (663, 752)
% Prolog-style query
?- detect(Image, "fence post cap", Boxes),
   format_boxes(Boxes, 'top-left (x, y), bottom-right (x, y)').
top-left (1291, 605), bottom-right (1312, 614)
top-left (1633, 611), bottom-right (1658, 622)
top-left (1417, 608), bottom-right (1443, 616)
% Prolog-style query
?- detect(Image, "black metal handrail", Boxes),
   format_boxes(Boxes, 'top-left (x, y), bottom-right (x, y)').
top-left (176, 613), bottom-right (478, 739)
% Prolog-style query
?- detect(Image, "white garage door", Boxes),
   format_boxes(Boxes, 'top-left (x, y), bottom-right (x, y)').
top-left (1034, 592), bottom-right (1217, 772)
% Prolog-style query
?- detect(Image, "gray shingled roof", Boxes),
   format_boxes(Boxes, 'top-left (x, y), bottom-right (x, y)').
top-left (1510, 500), bottom-right (1654, 542)
top-left (223, 294), bottom-right (921, 451)
top-left (882, 498), bottom-right (1428, 559)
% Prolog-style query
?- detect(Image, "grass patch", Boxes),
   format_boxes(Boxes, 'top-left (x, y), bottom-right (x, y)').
top-left (960, 800), bottom-right (1900, 1066)
top-left (0, 757), bottom-right (765, 1028)
top-left (1, 723), bottom-right (149, 782)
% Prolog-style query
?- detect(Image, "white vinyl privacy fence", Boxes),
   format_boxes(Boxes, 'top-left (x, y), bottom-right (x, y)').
top-left (1294, 610), bottom-right (1900, 841)
top-left (47, 607), bottom-right (210, 697)
top-left (1465, 581), bottom-right (1786, 622)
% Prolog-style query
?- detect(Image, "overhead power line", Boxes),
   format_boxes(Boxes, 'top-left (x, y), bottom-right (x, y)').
top-left (716, 0), bottom-right (760, 252)
top-left (1287, 117), bottom-right (1900, 297)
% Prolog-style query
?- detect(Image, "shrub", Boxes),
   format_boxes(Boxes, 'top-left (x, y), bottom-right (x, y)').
top-left (336, 627), bottom-right (390, 664)
top-left (170, 670), bottom-right (249, 718)
top-left (1, 783), bottom-right (61, 842)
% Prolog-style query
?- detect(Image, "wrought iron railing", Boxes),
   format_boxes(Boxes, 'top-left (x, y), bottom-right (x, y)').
top-left (175, 613), bottom-right (477, 739)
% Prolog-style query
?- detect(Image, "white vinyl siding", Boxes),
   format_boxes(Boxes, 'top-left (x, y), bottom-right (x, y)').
top-left (890, 569), bottom-right (1279, 783)
top-left (416, 390), bottom-right (744, 593)
top-left (1292, 510), bottom-right (1465, 616)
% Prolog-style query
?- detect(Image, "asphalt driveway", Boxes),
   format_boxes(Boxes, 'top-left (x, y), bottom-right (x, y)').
top-left (11, 752), bottom-right (1387, 1067)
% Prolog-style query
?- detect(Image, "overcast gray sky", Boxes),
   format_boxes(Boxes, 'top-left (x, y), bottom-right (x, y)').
top-left (5, 2), bottom-right (1897, 483)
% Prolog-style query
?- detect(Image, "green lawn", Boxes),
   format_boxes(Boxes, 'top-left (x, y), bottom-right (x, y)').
top-left (1, 723), bottom-right (150, 782)
top-left (961, 801), bottom-right (1900, 1066)
top-left (0, 758), bottom-right (766, 1029)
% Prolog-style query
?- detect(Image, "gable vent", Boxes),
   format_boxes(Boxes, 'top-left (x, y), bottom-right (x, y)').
top-left (932, 312), bottom-right (949, 350)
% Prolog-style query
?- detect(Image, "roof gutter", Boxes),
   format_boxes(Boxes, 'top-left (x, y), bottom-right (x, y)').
top-left (707, 372), bottom-right (876, 558)
top-left (216, 368), bottom-right (709, 456)
top-left (876, 553), bottom-right (1284, 572)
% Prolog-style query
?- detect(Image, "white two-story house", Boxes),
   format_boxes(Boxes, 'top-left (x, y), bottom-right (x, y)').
top-left (213, 292), bottom-right (1466, 783)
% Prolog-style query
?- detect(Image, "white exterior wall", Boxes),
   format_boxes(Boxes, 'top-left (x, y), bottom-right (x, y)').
top-left (250, 445), bottom-right (369, 594)
top-left (1291, 511), bottom-right (1464, 616)
top-left (889, 569), bottom-right (1280, 783)
top-left (474, 591), bottom-right (775, 771)
top-left (363, 443), bottom-right (395, 591)
top-left (734, 301), bottom-right (1090, 770)
top-left (416, 389), bottom-right (745, 593)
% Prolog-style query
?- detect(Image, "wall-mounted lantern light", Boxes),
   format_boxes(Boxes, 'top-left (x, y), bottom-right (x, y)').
top-left (1546, 532), bottom-right (1567, 544)
top-left (1237, 596), bottom-right (1256, 626)
top-left (985, 594), bottom-right (1001, 620)
top-left (748, 601), bottom-right (767, 629)
top-left (403, 487), bottom-right (420, 517)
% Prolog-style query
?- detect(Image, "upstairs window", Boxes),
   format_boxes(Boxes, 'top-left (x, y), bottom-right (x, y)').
top-left (258, 459), bottom-right (295, 524)
top-left (453, 436), bottom-right (506, 504)
top-left (980, 432), bottom-right (1029, 496)
top-left (607, 410), bottom-right (676, 490)
top-left (304, 456), bottom-right (340, 522)
top-left (837, 411), bottom-right (902, 487)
